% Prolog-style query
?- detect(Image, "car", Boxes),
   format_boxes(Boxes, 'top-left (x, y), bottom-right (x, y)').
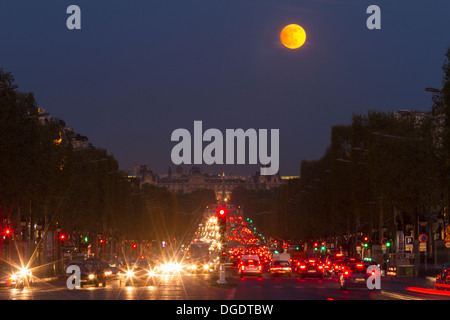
top-left (340, 262), bottom-right (374, 290)
top-left (0, 262), bottom-right (26, 289)
top-left (185, 258), bottom-right (212, 274)
top-left (324, 254), bottom-right (346, 278)
top-left (239, 258), bottom-right (263, 278)
top-left (296, 259), bottom-right (324, 279)
top-left (331, 256), bottom-right (359, 279)
top-left (229, 254), bottom-right (242, 268)
top-left (269, 261), bottom-right (292, 277)
top-left (66, 261), bottom-right (108, 288)
top-left (435, 263), bottom-right (450, 287)
top-left (118, 259), bottom-right (155, 286)
top-left (103, 261), bottom-right (123, 280)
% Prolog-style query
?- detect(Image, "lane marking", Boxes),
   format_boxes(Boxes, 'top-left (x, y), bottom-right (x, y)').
top-left (227, 288), bottom-right (236, 300)
top-left (381, 290), bottom-right (425, 300)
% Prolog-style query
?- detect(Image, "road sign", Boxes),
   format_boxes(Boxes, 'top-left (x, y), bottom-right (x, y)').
top-left (418, 234), bottom-right (427, 243)
top-left (405, 236), bottom-right (414, 245)
top-left (405, 236), bottom-right (413, 252)
top-left (419, 242), bottom-right (427, 252)
top-left (445, 242), bottom-right (450, 249)
top-left (381, 238), bottom-right (387, 245)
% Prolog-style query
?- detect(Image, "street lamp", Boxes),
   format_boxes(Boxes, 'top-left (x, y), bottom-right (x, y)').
top-left (425, 88), bottom-right (440, 93)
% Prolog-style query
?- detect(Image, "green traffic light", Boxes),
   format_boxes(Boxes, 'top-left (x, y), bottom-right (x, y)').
top-left (386, 242), bottom-right (391, 247)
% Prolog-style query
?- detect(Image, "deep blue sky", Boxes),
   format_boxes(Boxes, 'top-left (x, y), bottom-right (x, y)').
top-left (1, 0), bottom-right (449, 176)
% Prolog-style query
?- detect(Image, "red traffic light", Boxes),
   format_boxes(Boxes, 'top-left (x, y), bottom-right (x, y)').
top-left (363, 236), bottom-right (369, 242)
top-left (219, 209), bottom-right (225, 215)
top-left (59, 233), bottom-right (66, 241)
top-left (132, 243), bottom-right (137, 249)
top-left (4, 227), bottom-right (12, 236)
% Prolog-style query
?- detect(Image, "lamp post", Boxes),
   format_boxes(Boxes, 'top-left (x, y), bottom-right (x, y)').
top-left (36, 220), bottom-right (43, 267)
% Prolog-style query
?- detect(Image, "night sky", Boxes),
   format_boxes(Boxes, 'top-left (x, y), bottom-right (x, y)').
top-left (1, 0), bottom-right (450, 176)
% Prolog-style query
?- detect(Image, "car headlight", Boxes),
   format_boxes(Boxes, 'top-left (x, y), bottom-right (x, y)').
top-left (126, 270), bottom-right (134, 278)
top-left (88, 274), bottom-right (95, 280)
top-left (203, 264), bottom-right (209, 270)
top-left (19, 268), bottom-right (32, 278)
top-left (148, 270), bottom-right (155, 277)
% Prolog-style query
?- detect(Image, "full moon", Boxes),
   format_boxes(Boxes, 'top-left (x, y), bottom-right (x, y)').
top-left (280, 24), bottom-right (306, 49)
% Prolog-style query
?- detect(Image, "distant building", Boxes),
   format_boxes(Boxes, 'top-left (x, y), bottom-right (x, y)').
top-left (36, 107), bottom-right (93, 150)
top-left (134, 164), bottom-right (286, 200)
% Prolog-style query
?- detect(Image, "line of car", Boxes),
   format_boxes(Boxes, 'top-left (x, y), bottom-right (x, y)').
top-left (235, 253), bottom-right (381, 291)
top-left (65, 257), bottom-right (216, 288)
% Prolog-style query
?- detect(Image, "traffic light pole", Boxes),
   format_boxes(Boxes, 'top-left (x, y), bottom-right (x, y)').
top-left (217, 209), bottom-right (227, 285)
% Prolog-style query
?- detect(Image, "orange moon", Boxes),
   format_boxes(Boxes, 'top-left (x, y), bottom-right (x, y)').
top-left (280, 24), bottom-right (306, 49)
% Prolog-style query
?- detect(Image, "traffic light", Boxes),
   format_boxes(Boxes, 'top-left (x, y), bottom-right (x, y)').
top-left (217, 207), bottom-right (226, 231)
top-left (132, 243), bottom-right (137, 249)
top-left (4, 227), bottom-right (12, 237)
top-left (58, 233), bottom-right (67, 244)
top-left (362, 236), bottom-right (370, 248)
top-left (99, 238), bottom-right (105, 246)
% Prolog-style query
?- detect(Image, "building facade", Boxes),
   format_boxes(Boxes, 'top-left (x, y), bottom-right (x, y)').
top-left (134, 164), bottom-right (286, 200)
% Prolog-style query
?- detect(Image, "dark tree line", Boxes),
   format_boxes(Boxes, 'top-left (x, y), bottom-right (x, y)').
top-left (0, 68), bottom-right (216, 250)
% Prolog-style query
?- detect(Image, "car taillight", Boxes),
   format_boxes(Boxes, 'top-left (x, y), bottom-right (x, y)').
top-left (319, 266), bottom-right (323, 269)
top-left (258, 265), bottom-right (262, 271)
top-left (241, 266), bottom-right (245, 271)
top-left (344, 271), bottom-right (349, 275)
top-left (300, 265), bottom-right (306, 269)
